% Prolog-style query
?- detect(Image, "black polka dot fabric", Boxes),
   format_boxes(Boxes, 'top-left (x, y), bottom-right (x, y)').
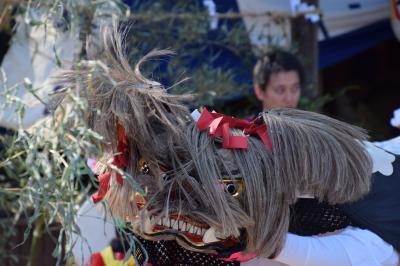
top-left (134, 236), bottom-right (239, 266)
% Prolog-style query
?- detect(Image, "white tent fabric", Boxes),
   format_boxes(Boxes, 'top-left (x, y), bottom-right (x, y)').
top-left (0, 3), bottom-right (126, 130)
top-left (320, 0), bottom-right (388, 39)
top-left (0, 12), bottom-right (81, 129)
top-left (237, 0), bottom-right (389, 48)
top-left (237, 0), bottom-right (292, 47)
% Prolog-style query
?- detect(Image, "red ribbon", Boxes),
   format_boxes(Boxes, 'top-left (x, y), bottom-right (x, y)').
top-left (196, 108), bottom-right (272, 150)
top-left (92, 125), bottom-right (128, 203)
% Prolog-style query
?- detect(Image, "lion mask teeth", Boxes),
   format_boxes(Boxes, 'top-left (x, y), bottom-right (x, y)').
top-left (202, 226), bottom-right (219, 243)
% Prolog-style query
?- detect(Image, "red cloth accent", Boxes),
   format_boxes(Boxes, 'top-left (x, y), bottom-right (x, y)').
top-left (92, 125), bottom-right (129, 203)
top-left (114, 252), bottom-right (125, 260)
top-left (92, 172), bottom-right (111, 203)
top-left (196, 108), bottom-right (272, 150)
top-left (85, 253), bottom-right (105, 266)
top-left (222, 251), bottom-right (256, 262)
top-left (243, 118), bottom-right (273, 151)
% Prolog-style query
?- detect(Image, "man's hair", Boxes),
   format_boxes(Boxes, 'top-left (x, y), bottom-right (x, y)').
top-left (253, 50), bottom-right (305, 90)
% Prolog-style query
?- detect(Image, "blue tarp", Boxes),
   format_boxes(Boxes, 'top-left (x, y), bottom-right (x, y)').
top-left (319, 19), bottom-right (395, 69)
top-left (122, 0), bottom-right (396, 102)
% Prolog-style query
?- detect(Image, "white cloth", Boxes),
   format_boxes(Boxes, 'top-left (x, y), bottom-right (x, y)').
top-left (374, 136), bottom-right (400, 155)
top-left (364, 141), bottom-right (396, 176)
top-left (242, 227), bottom-right (399, 266)
top-left (71, 200), bottom-right (116, 266)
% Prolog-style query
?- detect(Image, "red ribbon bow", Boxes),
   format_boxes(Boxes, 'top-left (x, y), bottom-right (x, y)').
top-left (92, 125), bottom-right (129, 203)
top-left (196, 108), bottom-right (272, 150)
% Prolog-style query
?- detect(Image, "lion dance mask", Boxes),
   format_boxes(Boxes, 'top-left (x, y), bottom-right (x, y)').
top-left (57, 26), bottom-right (373, 264)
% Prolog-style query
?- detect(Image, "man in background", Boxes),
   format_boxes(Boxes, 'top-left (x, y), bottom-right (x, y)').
top-left (253, 50), bottom-right (305, 110)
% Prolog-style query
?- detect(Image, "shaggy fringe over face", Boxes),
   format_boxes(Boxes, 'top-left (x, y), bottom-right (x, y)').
top-left (262, 108), bottom-right (372, 205)
top-left (170, 110), bottom-right (372, 257)
top-left (55, 24), bottom-right (193, 219)
top-left (55, 24), bottom-right (373, 258)
top-left (173, 124), bottom-right (291, 257)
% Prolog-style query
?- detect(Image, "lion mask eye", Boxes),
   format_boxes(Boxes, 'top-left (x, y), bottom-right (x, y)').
top-left (221, 179), bottom-right (244, 198)
top-left (140, 161), bottom-right (150, 174)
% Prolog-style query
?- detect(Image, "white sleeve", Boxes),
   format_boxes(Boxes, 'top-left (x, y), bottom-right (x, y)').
top-left (274, 227), bottom-right (398, 266)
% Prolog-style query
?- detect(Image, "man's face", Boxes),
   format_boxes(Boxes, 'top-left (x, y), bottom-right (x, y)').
top-left (255, 70), bottom-right (301, 109)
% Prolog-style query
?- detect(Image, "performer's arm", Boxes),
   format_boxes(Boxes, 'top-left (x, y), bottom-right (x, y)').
top-left (274, 227), bottom-right (398, 266)
top-left (242, 227), bottom-right (398, 266)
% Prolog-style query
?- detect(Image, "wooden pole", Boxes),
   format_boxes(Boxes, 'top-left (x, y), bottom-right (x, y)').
top-left (27, 215), bottom-right (44, 266)
top-left (291, 0), bottom-right (319, 99)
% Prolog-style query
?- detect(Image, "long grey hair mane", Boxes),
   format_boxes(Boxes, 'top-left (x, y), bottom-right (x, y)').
top-left (56, 24), bottom-right (373, 258)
